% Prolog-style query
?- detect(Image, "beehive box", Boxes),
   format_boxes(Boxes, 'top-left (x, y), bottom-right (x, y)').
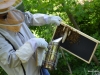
top-left (52, 23), bottom-right (100, 63)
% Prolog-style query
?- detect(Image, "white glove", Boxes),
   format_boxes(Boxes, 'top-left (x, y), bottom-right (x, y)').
top-left (46, 16), bottom-right (62, 26)
top-left (28, 38), bottom-right (48, 66)
top-left (28, 38), bottom-right (48, 50)
top-left (15, 38), bottom-right (48, 63)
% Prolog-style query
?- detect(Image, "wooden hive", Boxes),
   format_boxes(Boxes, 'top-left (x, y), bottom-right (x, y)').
top-left (52, 23), bottom-right (100, 63)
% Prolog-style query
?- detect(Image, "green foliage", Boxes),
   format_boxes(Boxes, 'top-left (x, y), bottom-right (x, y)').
top-left (0, 67), bottom-right (7, 75)
top-left (73, 0), bottom-right (100, 36)
top-left (29, 24), bottom-right (56, 42)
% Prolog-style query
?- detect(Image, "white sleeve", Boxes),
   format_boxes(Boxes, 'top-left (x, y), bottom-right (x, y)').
top-left (15, 42), bottom-right (46, 65)
top-left (24, 11), bottom-right (50, 26)
top-left (15, 42), bottom-right (33, 63)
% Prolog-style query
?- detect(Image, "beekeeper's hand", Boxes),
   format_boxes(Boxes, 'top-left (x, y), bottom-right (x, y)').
top-left (46, 15), bottom-right (62, 26)
top-left (28, 38), bottom-right (48, 50)
top-left (15, 38), bottom-right (48, 63)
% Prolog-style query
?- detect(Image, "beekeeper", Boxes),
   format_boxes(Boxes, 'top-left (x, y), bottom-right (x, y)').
top-left (0, 0), bottom-right (62, 75)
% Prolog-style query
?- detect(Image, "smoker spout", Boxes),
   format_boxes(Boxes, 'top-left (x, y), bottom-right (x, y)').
top-left (53, 37), bottom-right (62, 43)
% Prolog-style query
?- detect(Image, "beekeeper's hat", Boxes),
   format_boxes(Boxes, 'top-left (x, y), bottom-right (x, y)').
top-left (0, 0), bottom-right (22, 14)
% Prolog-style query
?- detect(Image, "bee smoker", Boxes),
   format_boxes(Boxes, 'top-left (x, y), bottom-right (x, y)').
top-left (42, 37), bottom-right (62, 70)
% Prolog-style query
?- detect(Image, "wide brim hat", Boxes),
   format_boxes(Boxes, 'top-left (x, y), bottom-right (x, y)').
top-left (0, 0), bottom-right (22, 14)
top-left (0, 0), bottom-right (16, 9)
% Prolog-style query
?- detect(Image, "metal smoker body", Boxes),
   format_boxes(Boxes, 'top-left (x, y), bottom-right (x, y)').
top-left (43, 37), bottom-right (62, 70)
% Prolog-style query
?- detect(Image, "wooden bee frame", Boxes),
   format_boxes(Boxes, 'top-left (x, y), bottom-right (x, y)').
top-left (52, 23), bottom-right (100, 63)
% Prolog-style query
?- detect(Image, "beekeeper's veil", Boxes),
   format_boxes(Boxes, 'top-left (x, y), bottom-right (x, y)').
top-left (0, 0), bottom-right (24, 32)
